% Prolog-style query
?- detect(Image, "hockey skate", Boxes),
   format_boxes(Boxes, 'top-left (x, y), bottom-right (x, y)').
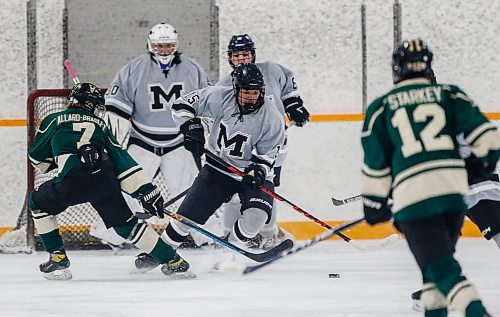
top-left (258, 227), bottom-right (295, 250)
top-left (39, 249), bottom-right (72, 281)
top-left (161, 253), bottom-right (196, 279)
top-left (134, 252), bottom-right (161, 273)
top-left (411, 289), bottom-right (422, 311)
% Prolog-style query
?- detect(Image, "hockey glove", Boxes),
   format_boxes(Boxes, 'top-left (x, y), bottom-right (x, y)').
top-left (284, 96), bottom-right (310, 127)
top-left (78, 144), bottom-right (103, 169)
top-left (242, 164), bottom-right (267, 188)
top-left (465, 154), bottom-right (497, 185)
top-left (180, 118), bottom-right (205, 156)
top-left (363, 196), bottom-right (392, 225)
top-left (140, 185), bottom-right (165, 219)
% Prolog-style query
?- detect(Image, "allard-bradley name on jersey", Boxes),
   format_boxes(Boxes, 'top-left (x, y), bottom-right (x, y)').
top-left (386, 86), bottom-right (442, 110)
top-left (57, 114), bottom-right (106, 128)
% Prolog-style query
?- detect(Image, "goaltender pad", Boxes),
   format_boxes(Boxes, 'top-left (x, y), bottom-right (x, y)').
top-left (0, 89), bottom-right (179, 253)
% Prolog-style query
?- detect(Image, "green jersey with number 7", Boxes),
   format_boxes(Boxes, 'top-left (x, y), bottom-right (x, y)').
top-left (29, 99), bottom-right (148, 199)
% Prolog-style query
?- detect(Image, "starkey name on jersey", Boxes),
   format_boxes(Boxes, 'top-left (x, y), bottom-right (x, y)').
top-left (385, 86), bottom-right (442, 110)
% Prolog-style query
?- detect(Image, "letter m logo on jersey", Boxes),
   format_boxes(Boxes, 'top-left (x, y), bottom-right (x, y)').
top-left (148, 83), bottom-right (184, 111)
top-left (217, 122), bottom-right (250, 157)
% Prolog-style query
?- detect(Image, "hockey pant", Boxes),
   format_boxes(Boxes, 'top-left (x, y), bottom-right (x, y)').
top-left (91, 143), bottom-right (199, 244)
top-left (395, 212), bottom-right (488, 316)
top-left (207, 165), bottom-right (282, 239)
top-left (160, 165), bottom-right (274, 248)
top-left (29, 161), bottom-right (175, 262)
top-left (465, 177), bottom-right (500, 245)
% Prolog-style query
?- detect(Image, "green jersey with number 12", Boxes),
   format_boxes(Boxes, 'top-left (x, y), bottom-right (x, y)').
top-left (361, 78), bottom-right (499, 221)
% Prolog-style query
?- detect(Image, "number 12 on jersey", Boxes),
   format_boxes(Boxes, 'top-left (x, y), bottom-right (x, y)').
top-left (391, 103), bottom-right (454, 158)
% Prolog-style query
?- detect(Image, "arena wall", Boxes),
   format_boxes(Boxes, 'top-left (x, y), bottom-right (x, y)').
top-left (0, 0), bottom-right (499, 239)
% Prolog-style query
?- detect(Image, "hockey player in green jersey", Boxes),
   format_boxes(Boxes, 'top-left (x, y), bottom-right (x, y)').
top-left (28, 83), bottom-right (193, 280)
top-left (361, 39), bottom-right (499, 317)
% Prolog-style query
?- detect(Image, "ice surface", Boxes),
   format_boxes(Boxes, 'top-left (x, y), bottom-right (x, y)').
top-left (0, 239), bottom-right (498, 317)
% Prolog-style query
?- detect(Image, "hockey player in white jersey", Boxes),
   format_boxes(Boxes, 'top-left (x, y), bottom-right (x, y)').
top-left (91, 22), bottom-right (210, 249)
top-left (214, 34), bottom-right (310, 248)
top-left (134, 63), bottom-right (287, 271)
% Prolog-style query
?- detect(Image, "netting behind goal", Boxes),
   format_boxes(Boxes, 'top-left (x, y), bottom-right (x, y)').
top-left (1, 89), bottom-right (177, 252)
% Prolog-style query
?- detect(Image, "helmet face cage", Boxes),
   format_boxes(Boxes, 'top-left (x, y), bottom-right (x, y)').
top-left (232, 63), bottom-right (265, 112)
top-left (68, 83), bottom-right (106, 118)
top-left (147, 23), bottom-right (178, 59)
top-left (227, 34), bottom-right (256, 68)
top-left (392, 38), bottom-right (434, 84)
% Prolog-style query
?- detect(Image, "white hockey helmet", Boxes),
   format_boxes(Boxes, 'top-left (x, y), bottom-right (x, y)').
top-left (147, 23), bottom-right (178, 63)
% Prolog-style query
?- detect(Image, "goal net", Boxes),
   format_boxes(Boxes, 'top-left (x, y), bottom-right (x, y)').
top-left (0, 89), bottom-right (178, 253)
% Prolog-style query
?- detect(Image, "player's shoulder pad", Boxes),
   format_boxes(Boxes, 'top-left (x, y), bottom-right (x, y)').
top-left (215, 73), bottom-right (232, 87)
top-left (443, 84), bottom-right (475, 104)
top-left (179, 55), bottom-right (206, 71)
top-left (124, 54), bottom-right (151, 75)
top-left (39, 112), bottom-right (60, 130)
top-left (362, 96), bottom-right (386, 134)
top-left (366, 95), bottom-right (385, 117)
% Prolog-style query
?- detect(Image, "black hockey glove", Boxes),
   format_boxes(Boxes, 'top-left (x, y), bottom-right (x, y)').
top-left (284, 96), bottom-right (309, 127)
top-left (363, 196), bottom-right (392, 225)
top-left (180, 118), bottom-right (205, 156)
top-left (465, 154), bottom-right (497, 185)
top-left (140, 185), bottom-right (165, 219)
top-left (242, 164), bottom-right (267, 188)
top-left (77, 143), bottom-right (103, 169)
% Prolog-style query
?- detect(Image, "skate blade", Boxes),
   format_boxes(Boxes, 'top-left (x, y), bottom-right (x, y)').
top-left (412, 299), bottom-right (422, 312)
top-left (43, 268), bottom-right (73, 281)
top-left (164, 271), bottom-right (197, 279)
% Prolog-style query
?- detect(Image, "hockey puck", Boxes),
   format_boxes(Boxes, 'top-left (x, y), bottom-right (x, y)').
top-left (328, 273), bottom-right (340, 278)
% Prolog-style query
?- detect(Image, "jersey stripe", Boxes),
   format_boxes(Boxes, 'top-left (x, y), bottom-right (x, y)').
top-left (392, 168), bottom-right (468, 212)
top-left (466, 122), bottom-right (497, 145)
top-left (393, 159), bottom-right (464, 187)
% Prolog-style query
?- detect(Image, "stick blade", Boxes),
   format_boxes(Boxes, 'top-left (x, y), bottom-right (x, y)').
top-left (249, 238), bottom-right (294, 262)
top-left (331, 197), bottom-right (344, 206)
top-left (348, 233), bottom-right (399, 250)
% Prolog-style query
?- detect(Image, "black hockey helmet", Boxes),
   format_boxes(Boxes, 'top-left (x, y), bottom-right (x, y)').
top-left (392, 39), bottom-right (434, 84)
top-left (68, 82), bottom-right (105, 117)
top-left (227, 34), bottom-right (256, 68)
top-left (232, 63), bottom-right (265, 112)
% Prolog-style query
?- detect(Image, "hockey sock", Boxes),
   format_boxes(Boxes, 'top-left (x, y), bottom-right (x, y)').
top-left (233, 208), bottom-right (268, 241)
top-left (448, 281), bottom-right (486, 317)
top-left (222, 195), bottom-right (242, 236)
top-left (423, 255), bottom-right (465, 296)
top-left (421, 283), bottom-right (447, 317)
top-left (38, 229), bottom-right (64, 253)
top-left (160, 219), bottom-right (190, 248)
top-left (30, 197), bottom-right (63, 253)
top-left (114, 217), bottom-right (175, 264)
top-left (259, 201), bottom-right (278, 238)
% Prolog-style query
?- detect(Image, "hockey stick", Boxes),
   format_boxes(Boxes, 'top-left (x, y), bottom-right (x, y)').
top-left (63, 59), bottom-right (80, 84)
top-left (331, 194), bottom-right (362, 206)
top-left (222, 218), bottom-right (365, 274)
top-left (204, 150), bottom-right (398, 250)
top-left (136, 188), bottom-right (190, 220)
top-left (163, 209), bottom-right (293, 262)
